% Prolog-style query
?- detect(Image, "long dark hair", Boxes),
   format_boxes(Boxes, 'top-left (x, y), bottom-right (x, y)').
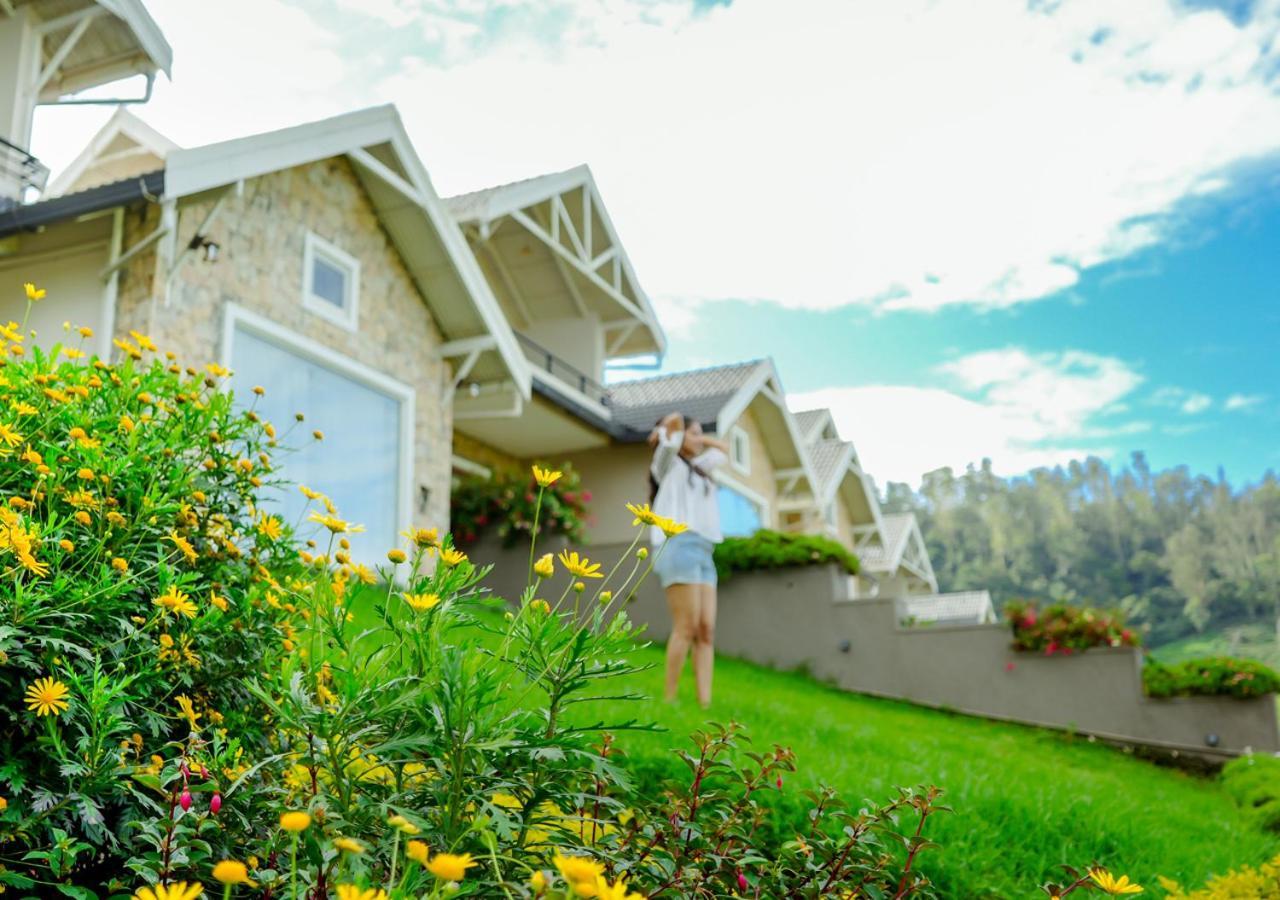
top-left (649, 414), bottom-right (713, 503)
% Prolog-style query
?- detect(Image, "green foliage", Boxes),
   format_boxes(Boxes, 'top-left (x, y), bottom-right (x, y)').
top-left (450, 464), bottom-right (589, 547)
top-left (1143, 656), bottom-right (1280, 700)
top-left (713, 529), bottom-right (860, 581)
top-left (1005, 600), bottom-right (1140, 654)
top-left (1222, 755), bottom-right (1280, 835)
top-left (882, 455), bottom-right (1280, 647)
top-left (0, 331), bottom-right (306, 891)
top-left (1158, 851), bottom-right (1280, 898)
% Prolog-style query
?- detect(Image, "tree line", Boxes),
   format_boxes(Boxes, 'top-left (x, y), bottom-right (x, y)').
top-left (881, 454), bottom-right (1280, 646)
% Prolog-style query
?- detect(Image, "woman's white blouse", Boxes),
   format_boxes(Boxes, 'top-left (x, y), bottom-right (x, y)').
top-left (649, 427), bottom-right (727, 545)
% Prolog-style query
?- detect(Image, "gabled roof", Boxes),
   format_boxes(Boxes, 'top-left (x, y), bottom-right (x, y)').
top-left (859, 512), bottom-right (937, 591)
top-left (161, 105), bottom-right (530, 400)
top-left (18, 0), bottom-right (172, 100)
top-left (47, 107), bottom-right (178, 197)
top-left (808, 439), bottom-right (854, 494)
top-left (607, 360), bottom-right (765, 434)
top-left (794, 408), bottom-right (838, 445)
top-left (446, 166), bottom-right (665, 360)
top-left (808, 438), bottom-right (882, 529)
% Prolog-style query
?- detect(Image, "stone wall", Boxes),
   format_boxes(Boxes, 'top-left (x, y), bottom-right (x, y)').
top-left (466, 536), bottom-right (1280, 760)
top-left (112, 157), bottom-right (453, 531)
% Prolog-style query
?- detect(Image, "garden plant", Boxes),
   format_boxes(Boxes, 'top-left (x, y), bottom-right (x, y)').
top-left (0, 283), bottom-right (962, 897)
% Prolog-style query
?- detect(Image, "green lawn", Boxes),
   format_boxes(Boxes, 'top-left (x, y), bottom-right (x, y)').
top-left (348, 592), bottom-right (1277, 897)
top-left (607, 645), bottom-right (1276, 897)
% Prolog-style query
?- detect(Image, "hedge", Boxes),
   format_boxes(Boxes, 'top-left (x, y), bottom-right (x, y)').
top-left (714, 529), bottom-right (859, 581)
top-left (1143, 656), bottom-right (1280, 700)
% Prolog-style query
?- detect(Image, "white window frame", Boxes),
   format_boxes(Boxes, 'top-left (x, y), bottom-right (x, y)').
top-left (729, 425), bottom-right (751, 475)
top-left (220, 303), bottom-right (414, 541)
top-left (302, 231), bottom-right (361, 331)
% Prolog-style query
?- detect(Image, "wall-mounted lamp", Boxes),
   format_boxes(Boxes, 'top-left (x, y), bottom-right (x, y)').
top-left (468, 382), bottom-right (481, 399)
top-left (1205, 733), bottom-right (1220, 748)
top-left (188, 234), bottom-right (220, 263)
top-left (419, 486), bottom-right (431, 514)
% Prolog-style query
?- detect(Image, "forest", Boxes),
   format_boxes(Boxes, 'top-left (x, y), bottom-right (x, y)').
top-left (882, 454), bottom-right (1280, 647)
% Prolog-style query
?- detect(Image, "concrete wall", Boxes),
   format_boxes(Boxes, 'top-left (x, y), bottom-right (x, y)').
top-left (465, 536), bottom-right (1279, 759)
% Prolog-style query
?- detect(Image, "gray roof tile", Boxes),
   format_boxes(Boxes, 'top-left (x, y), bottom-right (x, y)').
top-left (606, 360), bottom-right (765, 435)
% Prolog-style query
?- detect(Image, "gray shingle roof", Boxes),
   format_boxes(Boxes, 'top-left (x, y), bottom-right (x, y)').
top-left (794, 409), bottom-right (830, 442)
top-left (606, 360), bottom-right (765, 435)
top-left (444, 169), bottom-right (568, 222)
top-left (859, 512), bottom-right (915, 570)
top-left (808, 439), bottom-right (852, 497)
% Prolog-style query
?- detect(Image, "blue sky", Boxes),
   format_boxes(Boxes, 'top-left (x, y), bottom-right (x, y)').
top-left (30, 0), bottom-right (1280, 488)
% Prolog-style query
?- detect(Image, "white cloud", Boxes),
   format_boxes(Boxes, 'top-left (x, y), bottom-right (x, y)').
top-left (1180, 392), bottom-right (1213, 414)
top-left (26, 0), bottom-right (1280, 321)
top-left (790, 348), bottom-right (1145, 486)
top-left (1225, 393), bottom-right (1265, 411)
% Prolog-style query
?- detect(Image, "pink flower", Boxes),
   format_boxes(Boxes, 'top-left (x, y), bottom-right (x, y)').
top-left (581, 490), bottom-right (593, 503)
top-left (776, 775), bottom-right (784, 789)
top-left (209, 793), bottom-right (222, 814)
top-left (179, 790), bottom-right (192, 811)
top-left (737, 871), bottom-right (749, 892)
top-left (1004, 661), bottom-right (1016, 672)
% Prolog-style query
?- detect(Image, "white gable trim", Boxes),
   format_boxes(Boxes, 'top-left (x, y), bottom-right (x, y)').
top-left (47, 107), bottom-right (178, 197)
top-left (164, 105), bottom-right (530, 401)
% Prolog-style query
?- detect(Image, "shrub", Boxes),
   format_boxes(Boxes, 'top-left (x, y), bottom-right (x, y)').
top-left (1157, 852), bottom-right (1280, 898)
top-left (714, 529), bottom-right (859, 581)
top-left (1143, 656), bottom-right (1280, 700)
top-left (0, 317), bottom-right (313, 889)
top-left (1221, 755), bottom-right (1280, 833)
top-left (451, 463), bottom-right (589, 547)
top-left (1004, 600), bottom-right (1139, 655)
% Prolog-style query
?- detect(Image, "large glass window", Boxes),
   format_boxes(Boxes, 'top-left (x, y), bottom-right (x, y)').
top-left (229, 324), bottom-right (405, 563)
top-left (718, 485), bottom-right (763, 537)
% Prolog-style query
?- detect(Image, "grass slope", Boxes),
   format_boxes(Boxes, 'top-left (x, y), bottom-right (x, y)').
top-left (602, 645), bottom-right (1276, 897)
top-left (349, 592), bottom-right (1275, 897)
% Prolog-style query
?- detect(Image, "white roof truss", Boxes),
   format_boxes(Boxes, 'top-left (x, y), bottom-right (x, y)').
top-left (26, 0), bottom-right (172, 101)
top-left (47, 106), bottom-right (177, 196)
top-left (450, 166), bottom-right (666, 359)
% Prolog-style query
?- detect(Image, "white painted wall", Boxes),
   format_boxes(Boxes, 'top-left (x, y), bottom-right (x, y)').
top-left (523, 314), bottom-right (605, 382)
top-left (0, 242), bottom-right (111, 354)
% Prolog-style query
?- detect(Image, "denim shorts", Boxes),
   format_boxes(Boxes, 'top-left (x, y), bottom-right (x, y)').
top-left (653, 532), bottom-right (718, 588)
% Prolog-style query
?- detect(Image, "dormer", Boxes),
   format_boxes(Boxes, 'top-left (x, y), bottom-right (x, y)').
top-left (0, 0), bottom-right (171, 206)
top-left (446, 165), bottom-right (665, 399)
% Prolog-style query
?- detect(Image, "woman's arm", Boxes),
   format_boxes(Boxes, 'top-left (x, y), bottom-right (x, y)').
top-left (650, 413), bottom-right (686, 481)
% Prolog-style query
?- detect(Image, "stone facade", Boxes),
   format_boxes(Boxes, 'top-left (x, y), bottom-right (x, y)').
top-left (112, 156), bottom-right (453, 530)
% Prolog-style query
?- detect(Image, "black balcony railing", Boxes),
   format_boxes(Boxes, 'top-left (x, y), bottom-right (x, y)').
top-left (515, 332), bottom-right (610, 407)
top-left (0, 136), bottom-right (49, 210)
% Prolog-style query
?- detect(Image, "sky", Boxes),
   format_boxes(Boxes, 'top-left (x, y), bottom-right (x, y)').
top-left (29, 0), bottom-right (1280, 488)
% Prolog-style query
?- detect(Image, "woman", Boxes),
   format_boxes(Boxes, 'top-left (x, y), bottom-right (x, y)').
top-left (648, 411), bottom-right (729, 708)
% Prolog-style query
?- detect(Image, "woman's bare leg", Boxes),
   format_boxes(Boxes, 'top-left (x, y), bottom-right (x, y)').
top-left (665, 584), bottom-right (700, 702)
top-left (691, 583), bottom-right (717, 708)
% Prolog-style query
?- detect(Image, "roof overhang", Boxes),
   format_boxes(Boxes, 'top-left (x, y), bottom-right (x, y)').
top-left (162, 105), bottom-right (531, 402)
top-left (447, 165), bottom-right (666, 360)
top-left (46, 106), bottom-right (177, 197)
top-left (17, 0), bottom-right (172, 101)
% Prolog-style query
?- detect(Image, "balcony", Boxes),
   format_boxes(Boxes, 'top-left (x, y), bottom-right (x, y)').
top-left (515, 332), bottom-right (610, 409)
top-left (0, 137), bottom-right (50, 210)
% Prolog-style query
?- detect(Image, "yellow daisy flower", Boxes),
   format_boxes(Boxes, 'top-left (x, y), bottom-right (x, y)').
top-left (532, 464), bottom-right (562, 487)
top-left (24, 677), bottom-right (70, 717)
top-left (557, 550), bottom-right (603, 579)
top-left (427, 852), bottom-right (476, 881)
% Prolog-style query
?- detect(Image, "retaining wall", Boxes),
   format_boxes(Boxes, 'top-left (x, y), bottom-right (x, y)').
top-left (466, 536), bottom-right (1280, 760)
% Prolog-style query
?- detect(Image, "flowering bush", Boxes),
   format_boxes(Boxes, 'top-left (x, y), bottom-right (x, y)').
top-left (1143, 657), bottom-right (1280, 701)
top-left (2, 286), bottom-right (944, 897)
top-left (451, 464), bottom-right (589, 547)
top-left (1157, 852), bottom-right (1280, 898)
top-left (714, 529), bottom-right (860, 582)
top-left (0, 301), bottom-right (315, 890)
top-left (1005, 600), bottom-right (1139, 655)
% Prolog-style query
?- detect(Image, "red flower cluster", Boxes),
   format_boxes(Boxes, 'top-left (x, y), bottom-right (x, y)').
top-left (1004, 600), bottom-right (1140, 655)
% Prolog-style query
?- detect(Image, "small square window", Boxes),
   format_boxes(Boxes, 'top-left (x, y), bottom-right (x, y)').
top-left (303, 232), bottom-right (360, 329)
top-left (729, 425), bottom-right (750, 474)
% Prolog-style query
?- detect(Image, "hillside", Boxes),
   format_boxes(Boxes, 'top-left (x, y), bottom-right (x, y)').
top-left (1150, 622), bottom-right (1280, 668)
top-left (604, 644), bottom-right (1277, 898)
